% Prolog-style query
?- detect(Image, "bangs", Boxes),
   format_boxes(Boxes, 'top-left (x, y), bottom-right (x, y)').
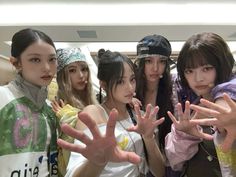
top-left (185, 52), bottom-right (209, 69)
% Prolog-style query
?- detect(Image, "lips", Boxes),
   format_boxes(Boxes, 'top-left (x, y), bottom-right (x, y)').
top-left (150, 74), bottom-right (159, 78)
top-left (41, 75), bottom-right (52, 80)
top-left (77, 81), bottom-right (86, 85)
top-left (195, 85), bottom-right (208, 90)
top-left (125, 93), bottom-right (133, 98)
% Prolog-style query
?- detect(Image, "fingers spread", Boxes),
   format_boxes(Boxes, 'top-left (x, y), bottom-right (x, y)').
top-left (184, 101), bottom-right (191, 119)
top-left (223, 93), bottom-right (236, 111)
top-left (150, 106), bottom-right (159, 120)
top-left (200, 99), bottom-right (227, 113)
top-left (190, 104), bottom-right (220, 118)
top-left (57, 139), bottom-right (85, 153)
top-left (167, 111), bottom-right (177, 124)
top-left (60, 124), bottom-right (92, 145)
top-left (78, 112), bottom-right (102, 139)
top-left (198, 131), bottom-right (214, 140)
top-left (191, 118), bottom-right (218, 127)
top-left (118, 151), bottom-right (141, 164)
top-left (154, 117), bottom-right (165, 126)
top-left (106, 109), bottom-right (118, 137)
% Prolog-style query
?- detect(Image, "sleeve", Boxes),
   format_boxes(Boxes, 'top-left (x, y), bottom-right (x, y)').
top-left (57, 104), bottom-right (81, 128)
top-left (165, 124), bottom-right (202, 171)
top-left (212, 76), bottom-right (236, 101)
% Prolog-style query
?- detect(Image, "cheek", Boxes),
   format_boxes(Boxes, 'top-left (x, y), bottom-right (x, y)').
top-left (185, 75), bottom-right (194, 86)
top-left (144, 65), bottom-right (149, 75)
top-left (209, 70), bottom-right (217, 82)
top-left (84, 72), bottom-right (89, 80)
top-left (51, 65), bottom-right (57, 75)
top-left (69, 74), bottom-right (77, 83)
top-left (160, 64), bottom-right (166, 73)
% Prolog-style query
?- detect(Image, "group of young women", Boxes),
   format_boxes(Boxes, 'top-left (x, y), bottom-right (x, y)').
top-left (0, 28), bottom-right (235, 177)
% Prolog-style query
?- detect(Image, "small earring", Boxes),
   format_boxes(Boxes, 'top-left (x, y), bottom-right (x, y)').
top-left (159, 75), bottom-right (163, 78)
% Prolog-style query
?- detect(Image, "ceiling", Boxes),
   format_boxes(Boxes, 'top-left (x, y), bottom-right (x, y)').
top-left (1, 0), bottom-right (236, 57)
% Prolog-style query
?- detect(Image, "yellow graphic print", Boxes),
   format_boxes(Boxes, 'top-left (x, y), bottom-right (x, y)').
top-left (117, 136), bottom-right (129, 150)
top-left (216, 146), bottom-right (236, 169)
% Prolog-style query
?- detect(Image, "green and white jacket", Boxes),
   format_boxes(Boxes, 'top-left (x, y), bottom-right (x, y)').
top-left (0, 75), bottom-right (58, 177)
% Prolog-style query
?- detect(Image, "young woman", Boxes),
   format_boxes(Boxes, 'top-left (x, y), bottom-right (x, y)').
top-left (57, 50), bottom-right (165, 177)
top-left (51, 47), bottom-right (98, 175)
top-left (135, 34), bottom-right (175, 150)
top-left (55, 47), bottom-right (97, 110)
top-left (0, 28), bottom-right (59, 176)
top-left (165, 32), bottom-right (235, 177)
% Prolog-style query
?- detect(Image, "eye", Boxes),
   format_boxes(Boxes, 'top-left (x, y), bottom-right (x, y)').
top-left (30, 58), bottom-right (40, 63)
top-left (160, 59), bottom-right (167, 64)
top-left (145, 58), bottom-right (152, 64)
top-left (184, 69), bottom-right (193, 74)
top-left (203, 66), bottom-right (214, 72)
top-left (130, 76), bottom-right (136, 84)
top-left (81, 66), bottom-right (89, 72)
top-left (49, 57), bottom-right (57, 62)
top-left (68, 68), bottom-right (76, 73)
top-left (117, 79), bottom-right (125, 85)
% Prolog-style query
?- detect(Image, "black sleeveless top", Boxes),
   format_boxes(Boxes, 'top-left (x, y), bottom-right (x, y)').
top-left (182, 126), bottom-right (222, 177)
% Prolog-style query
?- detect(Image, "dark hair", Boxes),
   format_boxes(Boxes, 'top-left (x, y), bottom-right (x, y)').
top-left (135, 56), bottom-right (173, 149)
top-left (97, 49), bottom-right (136, 101)
top-left (11, 28), bottom-right (55, 58)
top-left (177, 32), bottom-right (235, 88)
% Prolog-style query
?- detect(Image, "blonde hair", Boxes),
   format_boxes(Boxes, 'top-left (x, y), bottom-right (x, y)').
top-left (56, 61), bottom-right (98, 109)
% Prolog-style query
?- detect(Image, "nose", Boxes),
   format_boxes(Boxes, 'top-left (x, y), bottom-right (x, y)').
top-left (78, 70), bottom-right (84, 78)
top-left (42, 61), bottom-right (50, 71)
top-left (195, 70), bottom-right (204, 82)
top-left (127, 81), bottom-right (135, 91)
top-left (153, 60), bottom-right (159, 72)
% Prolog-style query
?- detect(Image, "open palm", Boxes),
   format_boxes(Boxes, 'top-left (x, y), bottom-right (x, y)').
top-left (127, 104), bottom-right (164, 139)
top-left (168, 101), bottom-right (213, 140)
top-left (57, 109), bottom-right (141, 166)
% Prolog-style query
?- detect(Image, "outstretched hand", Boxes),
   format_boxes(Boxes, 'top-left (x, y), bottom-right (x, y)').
top-left (190, 93), bottom-right (236, 152)
top-left (57, 109), bottom-right (141, 166)
top-left (167, 101), bottom-right (213, 140)
top-left (127, 104), bottom-right (164, 139)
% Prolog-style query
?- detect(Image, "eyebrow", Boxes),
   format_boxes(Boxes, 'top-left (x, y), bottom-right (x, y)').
top-left (27, 53), bottom-right (56, 57)
top-left (68, 65), bottom-right (77, 69)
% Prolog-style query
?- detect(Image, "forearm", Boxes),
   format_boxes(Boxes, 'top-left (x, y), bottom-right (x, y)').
top-left (71, 160), bottom-right (106, 177)
top-left (165, 124), bottom-right (201, 171)
top-left (143, 136), bottom-right (165, 177)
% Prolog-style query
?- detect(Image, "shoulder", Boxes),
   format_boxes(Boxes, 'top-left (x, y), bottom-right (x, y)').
top-left (212, 75), bottom-right (236, 100)
top-left (81, 104), bottom-right (107, 124)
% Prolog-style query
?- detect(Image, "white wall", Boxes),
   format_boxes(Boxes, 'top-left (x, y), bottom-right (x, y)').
top-left (0, 56), bottom-right (15, 85)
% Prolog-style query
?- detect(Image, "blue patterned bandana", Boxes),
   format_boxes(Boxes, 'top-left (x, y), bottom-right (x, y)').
top-left (56, 48), bottom-right (87, 72)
